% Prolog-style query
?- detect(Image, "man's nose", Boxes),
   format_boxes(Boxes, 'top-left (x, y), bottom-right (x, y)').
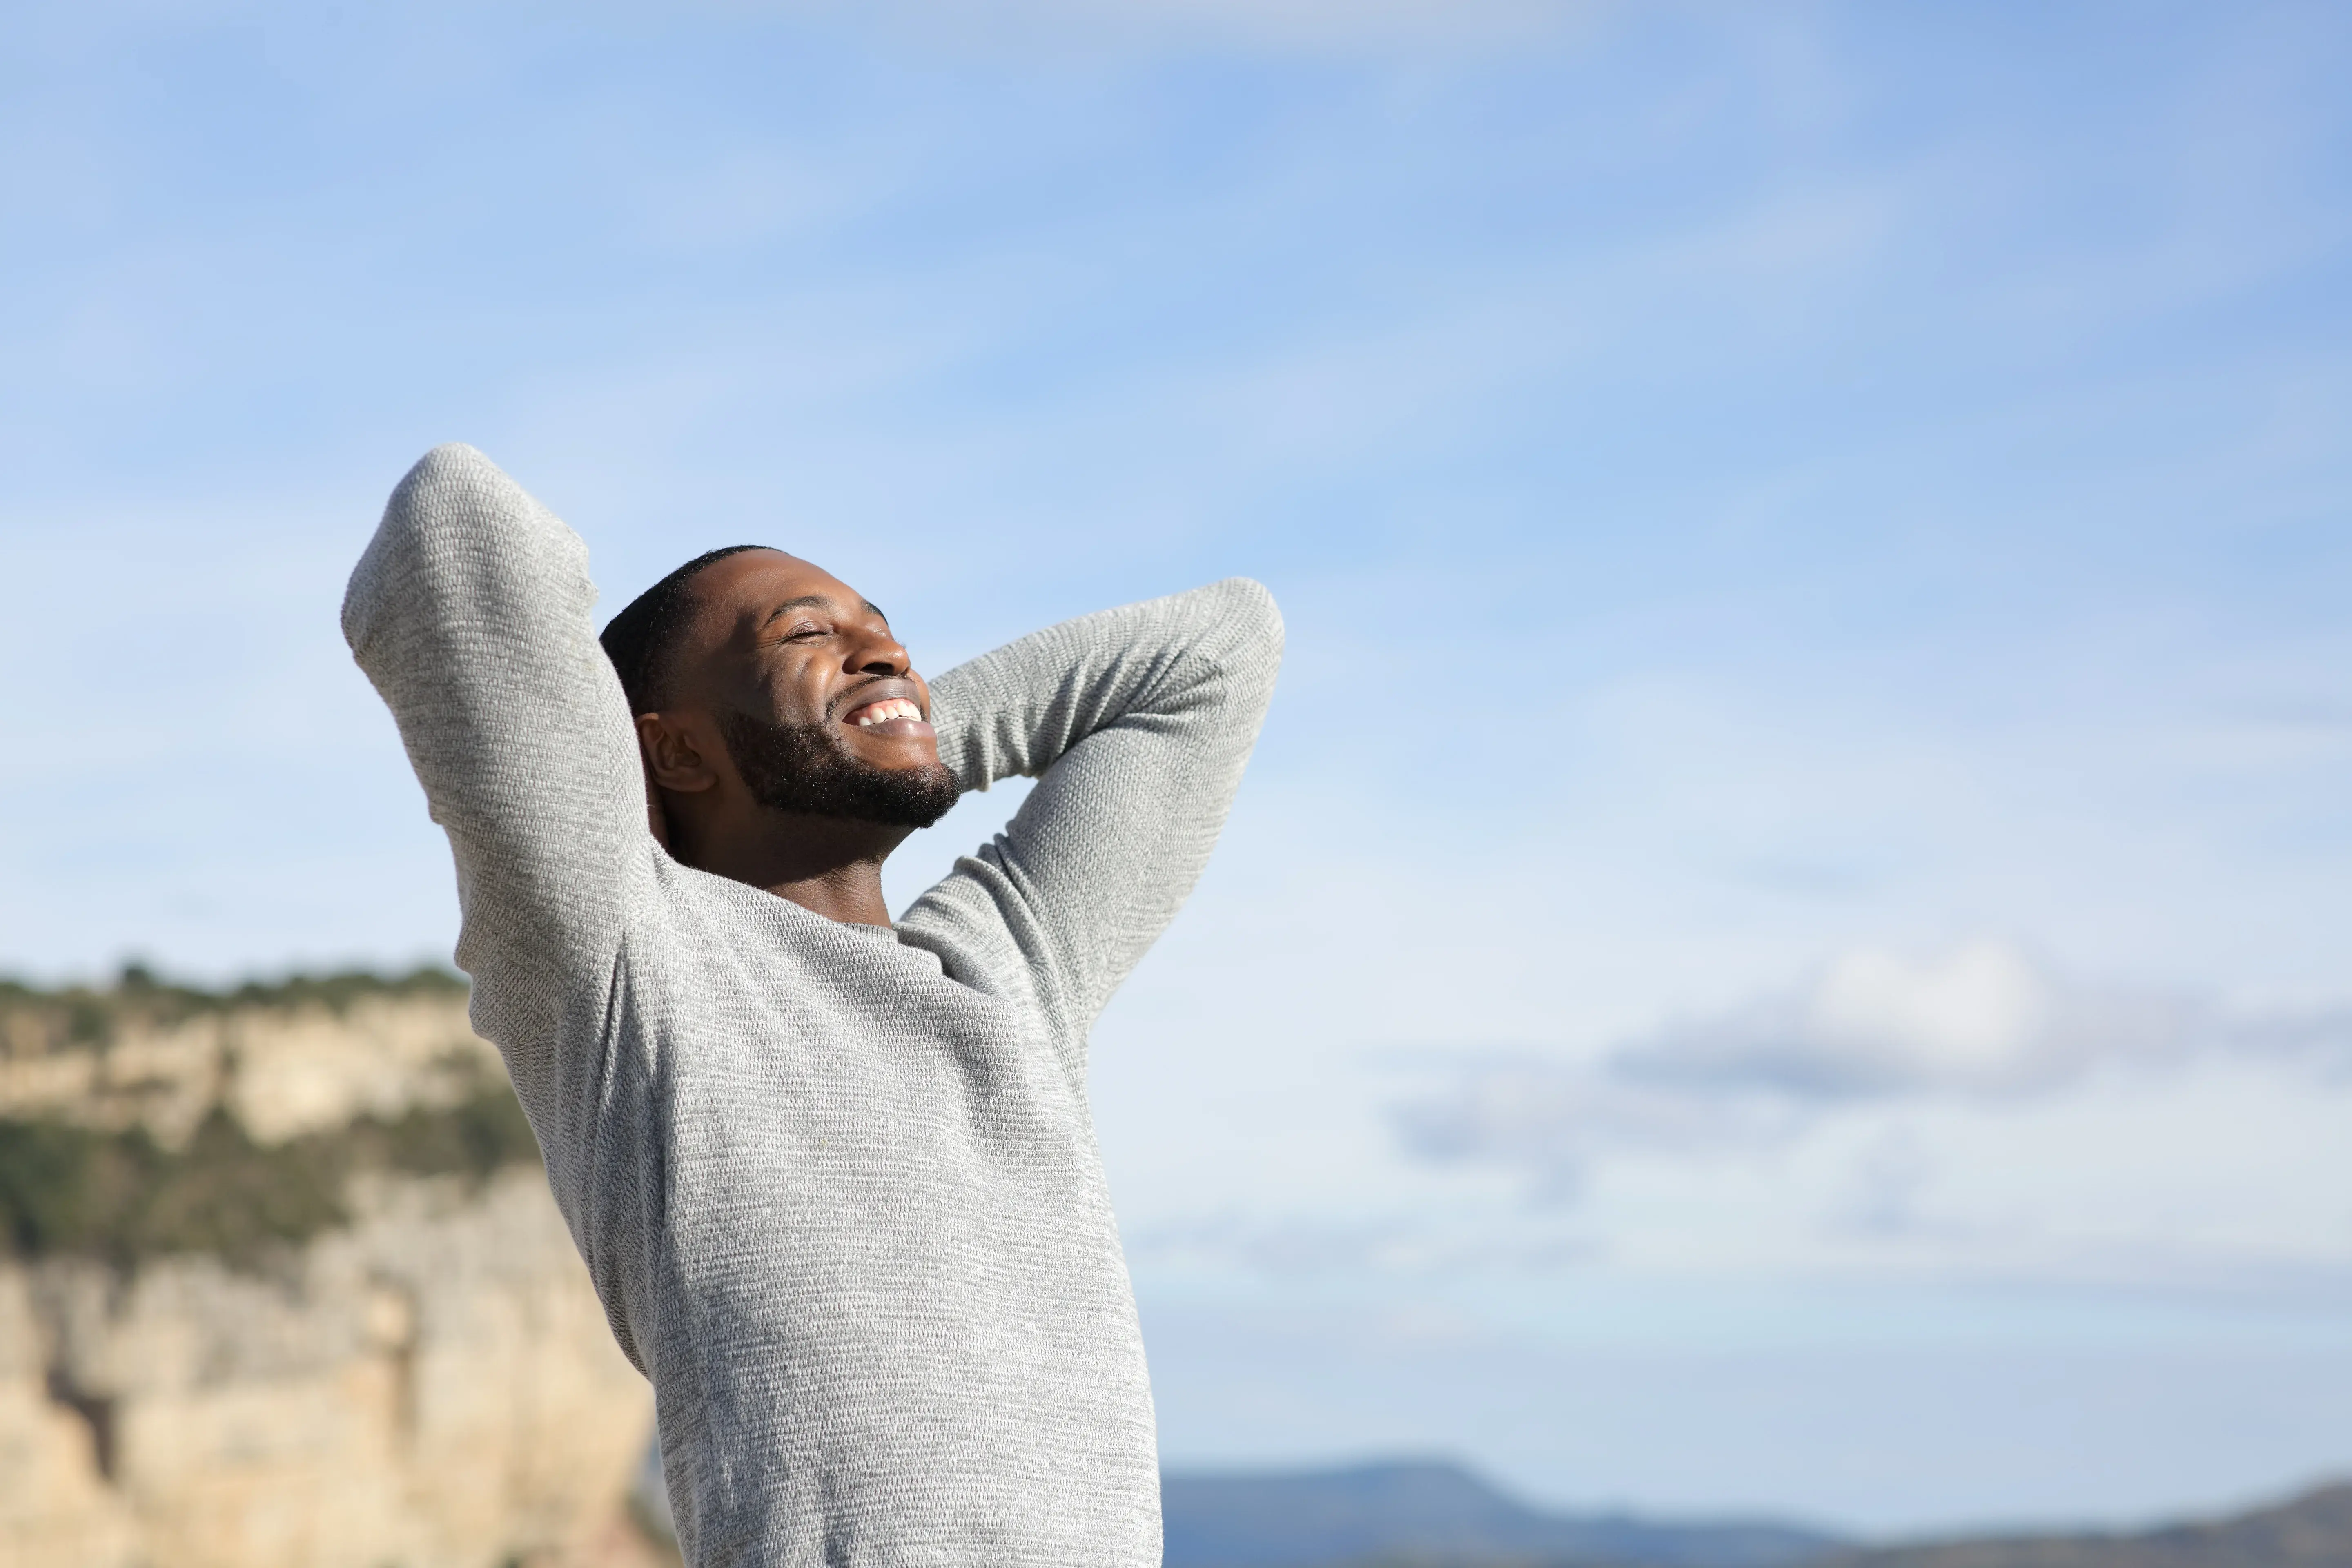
top-left (849, 633), bottom-right (909, 677)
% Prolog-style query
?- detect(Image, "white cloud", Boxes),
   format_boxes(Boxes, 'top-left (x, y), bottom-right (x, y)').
top-left (1392, 1058), bottom-right (1806, 1201)
top-left (1132, 1209), bottom-right (1596, 1276)
top-left (1392, 939), bottom-right (2352, 1198)
top-left (1630, 938), bottom-right (2205, 1098)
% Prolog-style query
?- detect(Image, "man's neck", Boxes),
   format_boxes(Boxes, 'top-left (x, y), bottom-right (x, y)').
top-left (671, 809), bottom-right (911, 927)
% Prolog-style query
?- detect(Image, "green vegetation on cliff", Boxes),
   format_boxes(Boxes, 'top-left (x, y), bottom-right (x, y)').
top-left (0, 1078), bottom-right (541, 1271)
top-left (0, 1081), bottom-right (539, 1278)
top-left (0, 965), bottom-right (539, 1272)
top-left (0, 963), bottom-right (467, 1051)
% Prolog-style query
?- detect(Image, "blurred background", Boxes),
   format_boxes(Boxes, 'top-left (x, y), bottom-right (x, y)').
top-left (3, 2), bottom-right (2350, 1564)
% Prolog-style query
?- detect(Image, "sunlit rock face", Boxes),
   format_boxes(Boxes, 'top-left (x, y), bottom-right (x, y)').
top-left (0, 984), bottom-right (661, 1568)
top-left (0, 978), bottom-right (507, 1146)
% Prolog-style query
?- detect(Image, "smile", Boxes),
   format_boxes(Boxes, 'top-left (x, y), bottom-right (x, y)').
top-left (842, 696), bottom-right (930, 734)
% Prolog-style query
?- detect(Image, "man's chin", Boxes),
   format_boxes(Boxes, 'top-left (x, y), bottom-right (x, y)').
top-left (721, 710), bottom-right (962, 829)
top-left (853, 761), bottom-right (961, 830)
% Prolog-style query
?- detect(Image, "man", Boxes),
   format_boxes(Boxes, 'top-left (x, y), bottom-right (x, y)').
top-left (344, 445), bottom-right (1280, 1566)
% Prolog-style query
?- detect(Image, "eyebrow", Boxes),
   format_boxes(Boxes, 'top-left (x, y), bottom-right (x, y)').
top-left (760, 594), bottom-right (889, 628)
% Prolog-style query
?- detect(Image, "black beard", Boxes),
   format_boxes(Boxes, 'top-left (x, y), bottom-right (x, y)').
top-left (717, 709), bottom-right (961, 829)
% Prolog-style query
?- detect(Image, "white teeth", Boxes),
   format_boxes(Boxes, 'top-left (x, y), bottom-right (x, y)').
top-left (853, 698), bottom-right (919, 727)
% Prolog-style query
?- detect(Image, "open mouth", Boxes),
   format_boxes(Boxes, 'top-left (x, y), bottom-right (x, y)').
top-left (841, 695), bottom-right (932, 738)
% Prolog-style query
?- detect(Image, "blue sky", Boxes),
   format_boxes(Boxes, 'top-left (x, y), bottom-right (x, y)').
top-left (4, 0), bottom-right (2351, 1537)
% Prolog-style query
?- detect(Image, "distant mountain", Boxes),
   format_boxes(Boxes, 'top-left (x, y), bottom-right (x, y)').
top-left (1818, 1481), bottom-right (2352, 1568)
top-left (1158, 1462), bottom-right (2352, 1568)
top-left (1159, 1460), bottom-right (1846, 1568)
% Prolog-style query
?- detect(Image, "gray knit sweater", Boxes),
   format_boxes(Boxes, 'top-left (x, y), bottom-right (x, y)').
top-left (343, 445), bottom-right (1281, 1567)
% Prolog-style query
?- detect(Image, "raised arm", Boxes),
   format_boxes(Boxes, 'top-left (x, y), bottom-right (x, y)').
top-left (341, 445), bottom-right (647, 1149)
top-left (912, 578), bottom-right (1283, 1053)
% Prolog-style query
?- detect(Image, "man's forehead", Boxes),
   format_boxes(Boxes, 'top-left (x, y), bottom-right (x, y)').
top-left (693, 548), bottom-right (878, 626)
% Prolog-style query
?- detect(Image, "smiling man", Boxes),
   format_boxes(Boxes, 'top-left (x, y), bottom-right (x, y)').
top-left (343, 445), bottom-right (1281, 1567)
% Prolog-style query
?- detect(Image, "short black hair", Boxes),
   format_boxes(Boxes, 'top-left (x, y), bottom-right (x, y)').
top-left (599, 544), bottom-right (770, 713)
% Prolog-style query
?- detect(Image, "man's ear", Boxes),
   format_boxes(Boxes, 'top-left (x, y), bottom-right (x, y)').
top-left (636, 713), bottom-right (721, 794)
top-left (633, 714), bottom-right (720, 851)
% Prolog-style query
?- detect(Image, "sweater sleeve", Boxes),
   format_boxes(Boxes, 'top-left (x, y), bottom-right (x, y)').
top-left (913, 577), bottom-right (1283, 1051)
top-left (340, 444), bottom-right (647, 1178)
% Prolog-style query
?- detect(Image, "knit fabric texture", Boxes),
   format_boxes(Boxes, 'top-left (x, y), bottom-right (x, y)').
top-left (342, 445), bottom-right (1282, 1567)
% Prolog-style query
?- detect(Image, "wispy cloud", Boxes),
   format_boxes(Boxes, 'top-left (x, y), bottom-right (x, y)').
top-left (1629, 940), bottom-right (2201, 1097)
top-left (1392, 940), bottom-right (2352, 1199)
top-left (1133, 1208), bottom-right (1597, 1277)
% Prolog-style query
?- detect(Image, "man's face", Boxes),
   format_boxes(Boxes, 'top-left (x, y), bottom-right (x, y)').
top-left (661, 548), bottom-right (957, 826)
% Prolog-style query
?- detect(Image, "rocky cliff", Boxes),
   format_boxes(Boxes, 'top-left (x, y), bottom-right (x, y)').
top-left (0, 971), bottom-right (664, 1568)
